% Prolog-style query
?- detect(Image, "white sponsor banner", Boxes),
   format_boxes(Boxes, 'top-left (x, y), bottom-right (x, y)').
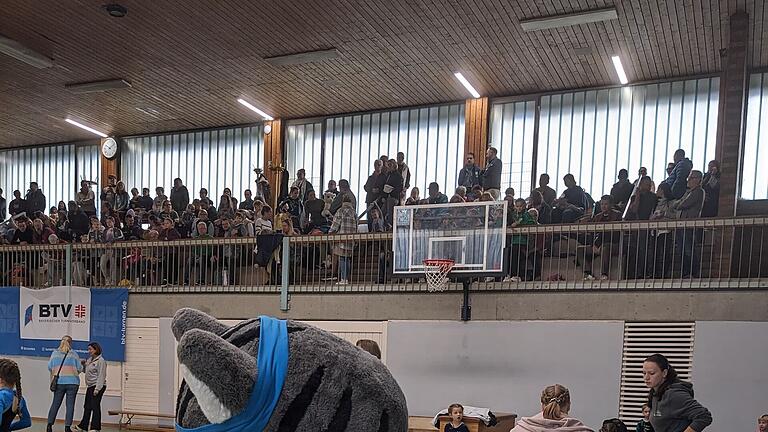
top-left (19, 286), bottom-right (91, 342)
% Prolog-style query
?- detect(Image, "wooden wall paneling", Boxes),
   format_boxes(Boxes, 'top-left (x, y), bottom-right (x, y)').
top-left (263, 119), bottom-right (284, 209)
top-left (464, 97), bottom-right (489, 166)
top-left (100, 137), bottom-right (119, 185)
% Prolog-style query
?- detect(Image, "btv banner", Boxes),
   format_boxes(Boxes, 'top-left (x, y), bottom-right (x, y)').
top-left (0, 286), bottom-right (128, 361)
top-left (20, 286), bottom-right (91, 342)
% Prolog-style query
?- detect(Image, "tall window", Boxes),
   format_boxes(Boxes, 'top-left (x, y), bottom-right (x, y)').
top-left (0, 143), bottom-right (100, 214)
top-left (285, 121), bottom-right (323, 193)
top-left (743, 72), bottom-right (768, 200)
top-left (537, 77), bottom-right (719, 196)
top-left (490, 100), bottom-right (537, 196)
top-left (324, 104), bottom-right (465, 215)
top-left (121, 125), bottom-right (263, 206)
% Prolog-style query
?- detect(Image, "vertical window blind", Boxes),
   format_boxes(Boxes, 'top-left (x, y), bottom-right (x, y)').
top-left (743, 72), bottom-right (768, 200)
top-left (490, 100), bottom-right (537, 197)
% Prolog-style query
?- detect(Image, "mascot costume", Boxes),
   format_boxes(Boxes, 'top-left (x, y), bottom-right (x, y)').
top-left (172, 308), bottom-right (408, 431)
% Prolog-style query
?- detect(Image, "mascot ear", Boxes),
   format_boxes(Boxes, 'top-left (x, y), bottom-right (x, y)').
top-left (177, 329), bottom-right (257, 424)
top-left (172, 308), bottom-right (230, 341)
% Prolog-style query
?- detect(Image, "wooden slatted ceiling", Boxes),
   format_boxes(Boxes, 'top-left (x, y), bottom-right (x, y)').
top-left (0, 0), bottom-right (765, 148)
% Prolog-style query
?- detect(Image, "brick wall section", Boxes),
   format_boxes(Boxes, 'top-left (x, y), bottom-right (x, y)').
top-left (714, 12), bottom-right (749, 277)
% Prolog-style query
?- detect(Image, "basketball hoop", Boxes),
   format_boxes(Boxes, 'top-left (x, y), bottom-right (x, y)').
top-left (423, 258), bottom-right (455, 292)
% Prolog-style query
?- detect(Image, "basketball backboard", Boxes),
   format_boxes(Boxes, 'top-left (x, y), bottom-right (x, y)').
top-left (392, 201), bottom-right (508, 277)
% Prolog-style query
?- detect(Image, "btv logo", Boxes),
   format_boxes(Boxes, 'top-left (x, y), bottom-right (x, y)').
top-left (37, 304), bottom-right (87, 319)
top-left (24, 305), bottom-right (33, 326)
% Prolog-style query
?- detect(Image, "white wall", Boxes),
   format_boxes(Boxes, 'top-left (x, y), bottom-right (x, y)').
top-left (386, 320), bottom-right (624, 430)
top-left (692, 321), bottom-right (768, 432)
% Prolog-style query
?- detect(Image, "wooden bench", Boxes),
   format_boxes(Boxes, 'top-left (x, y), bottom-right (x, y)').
top-left (108, 410), bottom-right (175, 431)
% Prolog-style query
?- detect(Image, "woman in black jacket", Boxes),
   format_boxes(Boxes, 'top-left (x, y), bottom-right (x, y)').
top-left (643, 353), bottom-right (711, 432)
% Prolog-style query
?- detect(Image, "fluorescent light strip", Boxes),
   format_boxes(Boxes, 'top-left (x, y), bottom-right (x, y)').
top-left (0, 35), bottom-right (54, 69)
top-left (264, 48), bottom-right (339, 66)
top-left (65, 78), bottom-right (132, 93)
top-left (611, 55), bottom-right (629, 85)
top-left (65, 119), bottom-right (108, 138)
top-left (520, 7), bottom-right (618, 31)
top-left (237, 98), bottom-right (274, 121)
top-left (454, 72), bottom-right (481, 98)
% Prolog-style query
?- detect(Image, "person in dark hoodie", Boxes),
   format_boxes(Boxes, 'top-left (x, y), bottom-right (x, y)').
top-left (660, 149), bottom-right (693, 200)
top-left (67, 201), bottom-right (90, 242)
top-left (643, 353), bottom-right (711, 432)
top-left (24, 183), bottom-right (46, 215)
top-left (8, 191), bottom-right (25, 217)
top-left (170, 178), bottom-right (190, 214)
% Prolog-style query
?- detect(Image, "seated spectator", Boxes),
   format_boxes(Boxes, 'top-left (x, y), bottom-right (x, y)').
top-left (510, 384), bottom-right (593, 432)
top-left (478, 192), bottom-right (494, 202)
top-left (254, 206), bottom-right (274, 235)
top-left (179, 204), bottom-right (197, 237)
top-left (129, 187), bottom-right (141, 210)
top-left (191, 209), bottom-right (214, 238)
top-left (467, 185), bottom-right (484, 202)
top-left (57, 201), bottom-right (68, 219)
top-left (200, 199), bottom-right (218, 221)
top-left (67, 201), bottom-right (90, 242)
top-left (11, 218), bottom-right (32, 245)
top-left (114, 181), bottom-right (130, 214)
top-left (405, 187), bottom-right (420, 205)
top-left (355, 339), bottom-right (382, 359)
top-left (600, 418), bottom-right (628, 432)
top-left (449, 195), bottom-right (464, 204)
top-left (76, 181), bottom-right (97, 216)
top-left (633, 167), bottom-right (655, 193)
top-left (661, 149), bottom-right (693, 199)
top-left (672, 171), bottom-right (705, 220)
top-left (552, 174), bottom-right (588, 223)
top-left (506, 198), bottom-right (536, 282)
top-left (153, 187), bottom-right (167, 213)
top-left (610, 169), bottom-right (634, 212)
top-left (159, 200), bottom-right (180, 225)
top-left (324, 180), bottom-right (339, 199)
top-left (701, 160), bottom-right (720, 218)
top-left (576, 195), bottom-right (622, 281)
top-left (666, 162), bottom-right (675, 177)
top-left (121, 214), bottom-right (144, 241)
top-left (625, 176), bottom-right (658, 221)
top-left (528, 190), bottom-right (552, 225)
top-left (426, 182), bottom-right (448, 204)
top-left (31, 218), bottom-right (55, 244)
top-left (188, 221), bottom-right (216, 285)
top-left (279, 187), bottom-right (304, 229)
top-left (673, 170), bottom-right (705, 278)
top-left (369, 207), bottom-right (386, 232)
top-left (280, 218), bottom-right (300, 236)
top-left (455, 186), bottom-right (467, 201)
top-left (444, 403), bottom-right (469, 432)
top-left (159, 217), bottom-right (181, 241)
top-left (535, 173), bottom-right (557, 207)
top-left (291, 168), bottom-right (314, 201)
top-left (199, 188), bottom-right (214, 208)
top-left (138, 188), bottom-right (154, 213)
top-left (239, 189), bottom-right (255, 211)
top-left (218, 188), bottom-right (238, 220)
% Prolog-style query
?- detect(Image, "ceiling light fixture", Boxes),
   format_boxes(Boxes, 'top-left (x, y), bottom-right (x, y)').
top-left (454, 72), bottom-right (481, 99)
top-left (65, 118), bottom-right (109, 138)
top-left (520, 7), bottom-right (618, 31)
top-left (104, 4), bottom-right (128, 17)
top-left (264, 48), bottom-right (340, 66)
top-left (65, 78), bottom-right (132, 93)
top-left (0, 35), bottom-right (54, 69)
top-left (237, 98), bottom-right (274, 120)
top-left (611, 55), bottom-right (629, 85)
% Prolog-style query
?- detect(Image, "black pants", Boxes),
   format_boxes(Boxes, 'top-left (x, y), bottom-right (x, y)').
top-left (78, 386), bottom-right (104, 431)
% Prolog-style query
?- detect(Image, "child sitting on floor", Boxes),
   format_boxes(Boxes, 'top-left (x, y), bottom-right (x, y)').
top-left (444, 403), bottom-right (469, 432)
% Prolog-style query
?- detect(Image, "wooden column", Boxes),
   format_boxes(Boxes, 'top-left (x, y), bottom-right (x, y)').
top-left (714, 12), bottom-right (749, 217)
top-left (100, 137), bottom-right (119, 185)
top-left (713, 12), bottom-right (749, 278)
top-left (464, 97), bottom-right (490, 166)
top-left (263, 119), bottom-right (284, 209)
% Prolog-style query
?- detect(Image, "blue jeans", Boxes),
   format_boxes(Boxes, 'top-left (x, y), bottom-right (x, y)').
top-left (338, 256), bottom-right (351, 281)
top-left (48, 383), bottom-right (79, 427)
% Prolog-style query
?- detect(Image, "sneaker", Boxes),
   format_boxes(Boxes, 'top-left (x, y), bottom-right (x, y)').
top-left (484, 277), bottom-right (495, 282)
top-left (335, 279), bottom-right (349, 285)
top-left (46, 425), bottom-right (53, 432)
top-left (502, 276), bottom-right (513, 282)
top-left (583, 274), bottom-right (596, 281)
top-left (322, 276), bottom-right (338, 282)
top-left (72, 426), bottom-right (85, 432)
top-left (599, 274), bottom-right (609, 280)
top-left (511, 276), bottom-right (522, 282)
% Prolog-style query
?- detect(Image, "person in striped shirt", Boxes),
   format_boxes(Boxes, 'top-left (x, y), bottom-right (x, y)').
top-left (46, 336), bottom-right (82, 432)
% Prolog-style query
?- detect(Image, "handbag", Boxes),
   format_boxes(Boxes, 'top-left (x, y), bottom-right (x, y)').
top-left (50, 350), bottom-right (69, 392)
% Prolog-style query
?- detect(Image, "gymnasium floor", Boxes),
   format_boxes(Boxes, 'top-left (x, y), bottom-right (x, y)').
top-left (29, 422), bottom-right (122, 431)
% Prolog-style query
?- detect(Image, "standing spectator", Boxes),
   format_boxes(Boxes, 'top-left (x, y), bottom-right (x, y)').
top-left (291, 169), bottom-right (314, 201)
top-left (672, 171), bottom-right (705, 278)
top-left (138, 188), bottom-right (154, 212)
top-left (25, 182), bottom-right (46, 215)
top-left (329, 180), bottom-right (357, 216)
top-left (610, 169), bottom-right (634, 212)
top-left (100, 216), bottom-right (124, 285)
top-left (577, 196), bottom-right (622, 280)
top-left (528, 190), bottom-right (552, 225)
top-left (129, 187), bottom-right (141, 210)
top-left (368, 208), bottom-right (386, 232)
top-left (170, 178), bottom-right (190, 214)
top-left (8, 191), bottom-right (25, 217)
top-left (239, 189), bottom-right (255, 211)
top-left (278, 187), bottom-right (303, 229)
top-left (188, 221), bottom-right (215, 285)
top-left (426, 182), bottom-right (448, 204)
top-left (625, 177), bottom-right (658, 221)
top-left (701, 160), bottom-right (720, 218)
top-left (199, 188), bottom-right (214, 208)
top-left (159, 217), bottom-right (181, 285)
top-left (76, 181), bottom-right (97, 217)
top-left (458, 152), bottom-right (481, 190)
top-left (218, 188), bottom-right (238, 220)
top-left (405, 187), bottom-right (421, 205)
top-left (99, 176), bottom-right (116, 212)
top-left (153, 187), bottom-right (167, 213)
top-left (504, 187), bottom-right (515, 208)
top-left (382, 160), bottom-right (403, 221)
top-left (364, 160), bottom-right (385, 230)
top-left (47, 336), bottom-right (82, 432)
top-left (633, 167), bottom-right (656, 193)
top-left (114, 181), bottom-right (130, 216)
top-left (303, 190), bottom-right (327, 233)
top-left (661, 149), bottom-right (693, 199)
top-left (535, 174), bottom-right (557, 207)
top-left (75, 342), bottom-right (107, 432)
top-left (396, 152), bottom-right (411, 195)
top-left (480, 147), bottom-right (502, 199)
top-left (642, 353), bottom-right (711, 432)
top-left (0, 188), bottom-right (5, 221)
top-left (324, 180), bottom-right (339, 199)
top-left (329, 194), bottom-right (357, 285)
top-left (254, 206), bottom-right (274, 235)
top-left (506, 198), bottom-right (536, 282)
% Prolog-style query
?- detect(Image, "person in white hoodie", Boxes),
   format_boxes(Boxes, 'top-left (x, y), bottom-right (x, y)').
top-left (511, 384), bottom-right (594, 432)
top-left (73, 342), bottom-right (106, 432)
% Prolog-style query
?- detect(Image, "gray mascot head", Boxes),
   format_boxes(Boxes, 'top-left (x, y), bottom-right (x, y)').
top-left (172, 308), bottom-right (408, 431)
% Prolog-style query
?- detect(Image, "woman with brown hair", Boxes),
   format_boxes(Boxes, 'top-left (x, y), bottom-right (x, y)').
top-left (0, 358), bottom-right (31, 431)
top-left (74, 342), bottom-right (107, 432)
top-left (511, 384), bottom-right (594, 432)
top-left (642, 354), bottom-right (711, 432)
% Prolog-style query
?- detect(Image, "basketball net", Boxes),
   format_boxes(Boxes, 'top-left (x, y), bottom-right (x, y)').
top-left (423, 259), bottom-right (455, 292)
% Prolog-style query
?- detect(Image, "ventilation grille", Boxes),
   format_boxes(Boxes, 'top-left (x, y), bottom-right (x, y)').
top-left (619, 322), bottom-right (695, 427)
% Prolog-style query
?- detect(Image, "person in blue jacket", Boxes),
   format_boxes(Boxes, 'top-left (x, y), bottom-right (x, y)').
top-left (0, 358), bottom-right (31, 431)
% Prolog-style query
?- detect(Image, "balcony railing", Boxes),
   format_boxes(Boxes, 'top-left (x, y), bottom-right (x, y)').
top-left (2, 217), bottom-right (766, 310)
